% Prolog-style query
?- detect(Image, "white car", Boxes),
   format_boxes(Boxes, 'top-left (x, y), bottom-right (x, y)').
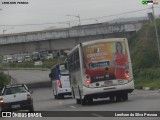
top-left (34, 61), bottom-right (42, 66)
top-left (0, 84), bottom-right (34, 112)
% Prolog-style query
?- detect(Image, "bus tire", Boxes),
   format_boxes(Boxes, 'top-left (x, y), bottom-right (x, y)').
top-left (76, 99), bottom-right (81, 104)
top-left (54, 95), bottom-right (58, 99)
top-left (58, 94), bottom-right (64, 99)
top-left (122, 93), bottom-right (128, 101)
top-left (60, 94), bottom-right (64, 99)
top-left (116, 95), bottom-right (121, 102)
top-left (87, 97), bottom-right (93, 105)
top-left (109, 95), bottom-right (115, 102)
top-left (81, 98), bottom-right (87, 105)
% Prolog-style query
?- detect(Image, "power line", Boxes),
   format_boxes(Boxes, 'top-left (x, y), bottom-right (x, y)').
top-left (0, 7), bottom-right (152, 27)
top-left (81, 8), bottom-right (151, 21)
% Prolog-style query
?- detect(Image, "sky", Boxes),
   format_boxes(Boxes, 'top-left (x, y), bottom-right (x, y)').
top-left (0, 0), bottom-right (160, 34)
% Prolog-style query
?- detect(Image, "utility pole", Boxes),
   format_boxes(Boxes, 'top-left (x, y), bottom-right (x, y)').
top-left (152, 5), bottom-right (160, 60)
top-left (3, 27), bottom-right (14, 35)
top-left (66, 14), bottom-right (81, 26)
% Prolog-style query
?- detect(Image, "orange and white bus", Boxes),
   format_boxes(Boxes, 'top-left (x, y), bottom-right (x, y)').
top-left (67, 38), bottom-right (134, 105)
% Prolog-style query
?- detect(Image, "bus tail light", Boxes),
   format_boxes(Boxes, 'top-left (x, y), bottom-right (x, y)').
top-left (58, 80), bottom-right (62, 88)
top-left (0, 98), bottom-right (4, 105)
top-left (86, 75), bottom-right (91, 85)
top-left (125, 70), bottom-right (130, 79)
top-left (86, 80), bottom-right (90, 85)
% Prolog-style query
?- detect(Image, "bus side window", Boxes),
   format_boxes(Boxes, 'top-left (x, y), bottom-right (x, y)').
top-left (70, 53), bottom-right (74, 72)
top-left (76, 50), bottom-right (80, 70)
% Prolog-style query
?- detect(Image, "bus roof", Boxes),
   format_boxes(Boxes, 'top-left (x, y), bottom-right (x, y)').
top-left (51, 63), bottom-right (66, 70)
top-left (67, 38), bottom-right (127, 55)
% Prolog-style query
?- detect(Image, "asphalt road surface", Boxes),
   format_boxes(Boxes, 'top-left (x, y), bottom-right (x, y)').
top-left (4, 70), bottom-right (50, 84)
top-left (1, 70), bottom-right (160, 120)
top-left (1, 88), bottom-right (160, 120)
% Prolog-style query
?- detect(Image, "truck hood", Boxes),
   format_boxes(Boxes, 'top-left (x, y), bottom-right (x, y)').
top-left (1, 92), bottom-right (30, 103)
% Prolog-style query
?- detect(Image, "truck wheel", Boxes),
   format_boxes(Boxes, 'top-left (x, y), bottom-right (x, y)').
top-left (29, 105), bottom-right (34, 112)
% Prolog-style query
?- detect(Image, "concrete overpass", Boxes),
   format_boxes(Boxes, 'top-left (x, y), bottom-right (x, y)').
top-left (0, 20), bottom-right (148, 55)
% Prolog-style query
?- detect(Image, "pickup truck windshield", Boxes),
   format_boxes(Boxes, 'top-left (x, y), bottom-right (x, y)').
top-left (3, 86), bottom-right (28, 95)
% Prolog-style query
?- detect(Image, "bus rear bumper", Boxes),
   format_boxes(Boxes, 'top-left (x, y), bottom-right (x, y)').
top-left (57, 88), bottom-right (72, 95)
top-left (83, 80), bottom-right (134, 99)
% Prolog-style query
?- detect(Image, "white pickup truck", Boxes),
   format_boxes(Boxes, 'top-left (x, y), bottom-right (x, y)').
top-left (0, 84), bottom-right (34, 112)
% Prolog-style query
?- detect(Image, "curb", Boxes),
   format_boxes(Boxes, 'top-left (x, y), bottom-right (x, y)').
top-left (142, 87), bottom-right (150, 90)
top-left (0, 68), bottom-right (50, 71)
top-left (10, 76), bottom-right (51, 89)
top-left (26, 81), bottom-right (51, 89)
top-left (136, 87), bottom-right (160, 90)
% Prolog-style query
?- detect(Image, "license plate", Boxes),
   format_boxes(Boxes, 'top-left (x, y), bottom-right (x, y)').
top-left (118, 80), bottom-right (124, 84)
top-left (12, 104), bottom-right (20, 109)
top-left (104, 81), bottom-right (113, 86)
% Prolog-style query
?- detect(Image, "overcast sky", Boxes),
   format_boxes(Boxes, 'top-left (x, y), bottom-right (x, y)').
top-left (0, 0), bottom-right (160, 34)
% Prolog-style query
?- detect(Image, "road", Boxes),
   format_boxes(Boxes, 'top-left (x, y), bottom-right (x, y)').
top-left (32, 88), bottom-right (160, 111)
top-left (1, 70), bottom-right (160, 120)
top-left (4, 70), bottom-right (50, 84)
top-left (2, 88), bottom-right (160, 120)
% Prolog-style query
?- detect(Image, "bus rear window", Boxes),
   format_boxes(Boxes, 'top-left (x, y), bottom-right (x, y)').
top-left (59, 64), bottom-right (69, 75)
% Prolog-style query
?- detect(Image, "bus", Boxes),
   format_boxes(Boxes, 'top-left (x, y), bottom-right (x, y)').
top-left (49, 63), bottom-right (71, 99)
top-left (67, 38), bottom-right (134, 105)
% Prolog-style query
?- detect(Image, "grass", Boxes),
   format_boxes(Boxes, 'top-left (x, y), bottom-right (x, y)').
top-left (1, 57), bottom-right (65, 69)
top-left (0, 72), bottom-right (11, 90)
top-left (0, 57), bottom-right (65, 91)
top-left (128, 18), bottom-right (160, 89)
top-left (135, 79), bottom-right (160, 89)
top-left (134, 68), bottom-right (160, 89)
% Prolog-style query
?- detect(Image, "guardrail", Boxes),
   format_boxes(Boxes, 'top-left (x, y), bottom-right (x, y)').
top-left (0, 68), bottom-right (50, 71)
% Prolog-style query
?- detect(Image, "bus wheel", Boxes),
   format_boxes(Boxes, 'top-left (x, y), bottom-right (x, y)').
top-left (78, 86), bottom-right (85, 105)
top-left (87, 97), bottom-right (93, 105)
top-left (76, 99), bottom-right (81, 104)
top-left (54, 95), bottom-right (58, 99)
top-left (116, 95), bottom-right (121, 102)
top-left (58, 94), bottom-right (64, 99)
top-left (122, 93), bottom-right (128, 101)
top-left (109, 95), bottom-right (115, 102)
top-left (81, 98), bottom-right (87, 105)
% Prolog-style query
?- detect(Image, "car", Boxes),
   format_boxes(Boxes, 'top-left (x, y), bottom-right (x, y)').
top-left (0, 84), bottom-right (34, 112)
top-left (24, 55), bottom-right (32, 62)
top-left (34, 61), bottom-right (42, 66)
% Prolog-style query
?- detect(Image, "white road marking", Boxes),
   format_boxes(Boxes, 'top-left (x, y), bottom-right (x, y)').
top-left (91, 113), bottom-right (104, 117)
top-left (58, 101), bottom-right (62, 104)
top-left (69, 106), bottom-right (76, 109)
